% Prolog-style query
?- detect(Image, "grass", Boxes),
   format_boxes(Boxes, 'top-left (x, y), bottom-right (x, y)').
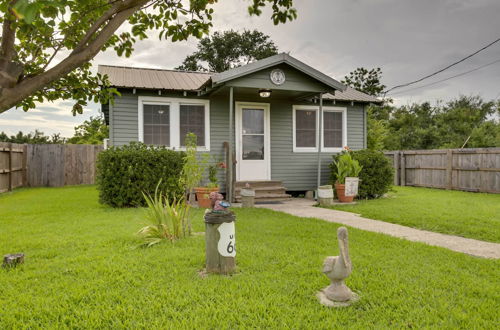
top-left (0, 185), bottom-right (499, 328)
top-left (329, 186), bottom-right (500, 243)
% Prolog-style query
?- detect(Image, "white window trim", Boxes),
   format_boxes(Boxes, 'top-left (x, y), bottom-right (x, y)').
top-left (292, 105), bottom-right (319, 152)
top-left (138, 96), bottom-right (210, 151)
top-left (322, 106), bottom-right (347, 153)
top-left (292, 105), bottom-right (347, 153)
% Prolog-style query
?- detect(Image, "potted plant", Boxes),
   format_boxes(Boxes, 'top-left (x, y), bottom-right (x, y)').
top-left (195, 160), bottom-right (225, 208)
top-left (333, 152), bottom-right (362, 203)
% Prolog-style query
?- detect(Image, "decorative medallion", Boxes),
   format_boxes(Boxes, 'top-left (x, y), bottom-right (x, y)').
top-left (270, 68), bottom-right (286, 85)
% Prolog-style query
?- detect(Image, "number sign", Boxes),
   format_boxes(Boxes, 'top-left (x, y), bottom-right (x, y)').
top-left (217, 222), bottom-right (236, 257)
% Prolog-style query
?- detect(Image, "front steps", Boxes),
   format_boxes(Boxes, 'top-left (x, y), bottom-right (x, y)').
top-left (234, 180), bottom-right (291, 203)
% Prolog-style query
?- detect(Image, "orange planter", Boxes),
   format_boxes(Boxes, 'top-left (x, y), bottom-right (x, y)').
top-left (335, 183), bottom-right (354, 203)
top-left (194, 187), bottom-right (219, 208)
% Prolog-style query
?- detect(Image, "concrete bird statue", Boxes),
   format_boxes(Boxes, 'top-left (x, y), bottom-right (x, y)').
top-left (319, 226), bottom-right (356, 304)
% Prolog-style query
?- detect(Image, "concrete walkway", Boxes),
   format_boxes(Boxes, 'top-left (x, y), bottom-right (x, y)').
top-left (256, 199), bottom-right (500, 259)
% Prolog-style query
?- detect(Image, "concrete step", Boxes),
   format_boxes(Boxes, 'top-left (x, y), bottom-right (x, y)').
top-left (234, 180), bottom-right (283, 188)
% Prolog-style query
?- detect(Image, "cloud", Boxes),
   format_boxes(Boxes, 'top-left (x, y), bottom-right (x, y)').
top-left (1, 0), bottom-right (500, 135)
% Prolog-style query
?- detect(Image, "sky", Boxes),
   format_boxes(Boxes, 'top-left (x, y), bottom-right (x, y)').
top-left (1, 0), bottom-right (499, 137)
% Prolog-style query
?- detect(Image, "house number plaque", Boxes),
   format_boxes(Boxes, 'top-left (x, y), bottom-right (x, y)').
top-left (217, 221), bottom-right (236, 257)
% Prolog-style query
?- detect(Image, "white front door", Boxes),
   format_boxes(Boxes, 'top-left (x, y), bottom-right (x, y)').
top-left (235, 102), bottom-right (271, 181)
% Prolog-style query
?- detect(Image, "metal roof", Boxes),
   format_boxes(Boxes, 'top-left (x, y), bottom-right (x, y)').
top-left (98, 65), bottom-right (211, 91)
top-left (211, 53), bottom-right (347, 92)
top-left (98, 59), bottom-right (382, 103)
top-left (324, 87), bottom-right (382, 103)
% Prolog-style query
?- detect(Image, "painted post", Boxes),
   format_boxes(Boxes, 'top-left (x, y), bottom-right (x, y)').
top-left (316, 93), bottom-right (323, 191)
top-left (228, 87), bottom-right (234, 202)
top-left (204, 212), bottom-right (236, 274)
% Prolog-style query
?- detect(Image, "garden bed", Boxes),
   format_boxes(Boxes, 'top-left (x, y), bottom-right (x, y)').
top-left (0, 186), bottom-right (498, 328)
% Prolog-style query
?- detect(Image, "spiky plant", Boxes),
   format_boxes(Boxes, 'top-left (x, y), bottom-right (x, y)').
top-left (138, 182), bottom-right (191, 247)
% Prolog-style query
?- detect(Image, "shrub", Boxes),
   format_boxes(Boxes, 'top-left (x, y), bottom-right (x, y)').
top-left (96, 142), bottom-right (185, 207)
top-left (330, 149), bottom-right (393, 199)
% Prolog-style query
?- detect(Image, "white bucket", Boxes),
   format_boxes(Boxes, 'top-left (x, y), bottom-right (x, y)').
top-left (317, 185), bottom-right (334, 198)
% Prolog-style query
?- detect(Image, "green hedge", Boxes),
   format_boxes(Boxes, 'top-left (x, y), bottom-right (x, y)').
top-left (96, 143), bottom-right (185, 207)
top-left (330, 149), bottom-right (393, 199)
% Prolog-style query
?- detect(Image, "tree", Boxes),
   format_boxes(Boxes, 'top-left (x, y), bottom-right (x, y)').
top-left (0, 0), bottom-right (297, 114)
top-left (0, 129), bottom-right (65, 143)
top-left (341, 67), bottom-right (386, 97)
top-left (342, 67), bottom-right (390, 151)
top-left (176, 29), bottom-right (278, 72)
top-left (67, 116), bottom-right (108, 144)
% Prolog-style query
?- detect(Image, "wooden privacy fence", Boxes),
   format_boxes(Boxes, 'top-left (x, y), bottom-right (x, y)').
top-left (385, 148), bottom-right (500, 193)
top-left (0, 142), bottom-right (27, 193)
top-left (0, 143), bottom-right (103, 193)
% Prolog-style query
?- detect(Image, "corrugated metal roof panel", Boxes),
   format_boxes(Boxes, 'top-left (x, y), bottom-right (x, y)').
top-left (98, 64), bottom-right (381, 103)
top-left (98, 65), bottom-right (212, 90)
top-left (323, 87), bottom-right (382, 103)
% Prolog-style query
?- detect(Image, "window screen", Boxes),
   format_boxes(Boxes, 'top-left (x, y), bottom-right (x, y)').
top-left (324, 111), bottom-right (343, 148)
top-left (180, 104), bottom-right (205, 146)
top-left (143, 104), bottom-right (169, 145)
top-left (295, 109), bottom-right (316, 148)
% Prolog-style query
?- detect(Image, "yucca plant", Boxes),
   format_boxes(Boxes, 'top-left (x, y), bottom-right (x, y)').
top-left (138, 182), bottom-right (191, 247)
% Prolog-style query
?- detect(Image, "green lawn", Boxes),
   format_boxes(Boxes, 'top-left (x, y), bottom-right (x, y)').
top-left (1, 186), bottom-right (499, 328)
top-left (330, 186), bottom-right (500, 243)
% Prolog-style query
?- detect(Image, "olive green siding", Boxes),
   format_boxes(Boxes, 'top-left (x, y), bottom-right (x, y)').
top-left (225, 64), bottom-right (334, 93)
top-left (109, 90), bottom-right (366, 192)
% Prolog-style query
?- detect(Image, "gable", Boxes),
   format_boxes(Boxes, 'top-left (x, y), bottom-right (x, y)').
top-left (221, 63), bottom-right (336, 93)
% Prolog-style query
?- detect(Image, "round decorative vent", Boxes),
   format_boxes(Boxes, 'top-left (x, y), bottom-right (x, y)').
top-left (270, 69), bottom-right (286, 85)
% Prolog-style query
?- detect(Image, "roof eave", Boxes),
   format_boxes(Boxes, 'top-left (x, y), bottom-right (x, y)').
top-left (211, 53), bottom-right (347, 92)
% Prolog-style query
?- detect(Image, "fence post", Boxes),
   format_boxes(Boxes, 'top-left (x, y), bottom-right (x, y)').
top-left (446, 149), bottom-right (453, 189)
top-left (8, 143), bottom-right (13, 191)
top-left (393, 151), bottom-right (400, 186)
top-left (400, 152), bottom-right (406, 186)
top-left (22, 144), bottom-right (28, 187)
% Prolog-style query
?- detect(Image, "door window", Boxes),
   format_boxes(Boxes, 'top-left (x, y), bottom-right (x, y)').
top-left (242, 108), bottom-right (264, 160)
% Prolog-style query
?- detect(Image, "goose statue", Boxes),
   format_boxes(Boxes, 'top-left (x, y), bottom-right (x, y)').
top-left (320, 226), bottom-right (355, 303)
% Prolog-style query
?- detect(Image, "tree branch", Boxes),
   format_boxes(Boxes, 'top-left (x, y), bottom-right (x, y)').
top-left (0, 0), bottom-right (148, 112)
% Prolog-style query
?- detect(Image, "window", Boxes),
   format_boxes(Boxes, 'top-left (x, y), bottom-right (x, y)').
top-left (138, 97), bottom-right (210, 150)
top-left (180, 104), bottom-right (205, 146)
top-left (295, 109), bottom-right (317, 148)
top-left (143, 104), bottom-right (170, 146)
top-left (293, 105), bottom-right (346, 152)
top-left (323, 111), bottom-right (343, 148)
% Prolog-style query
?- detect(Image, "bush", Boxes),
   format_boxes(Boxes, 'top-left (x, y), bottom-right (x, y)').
top-left (330, 149), bottom-right (393, 199)
top-left (96, 142), bottom-right (185, 207)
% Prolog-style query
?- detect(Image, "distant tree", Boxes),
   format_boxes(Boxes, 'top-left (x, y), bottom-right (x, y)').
top-left (176, 30), bottom-right (279, 72)
top-left (342, 67), bottom-right (390, 151)
top-left (0, 130), bottom-right (65, 144)
top-left (341, 67), bottom-right (386, 97)
top-left (67, 116), bottom-right (108, 144)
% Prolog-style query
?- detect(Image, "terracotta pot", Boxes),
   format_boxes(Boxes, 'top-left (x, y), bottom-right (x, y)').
top-left (194, 187), bottom-right (219, 208)
top-left (335, 183), bottom-right (354, 203)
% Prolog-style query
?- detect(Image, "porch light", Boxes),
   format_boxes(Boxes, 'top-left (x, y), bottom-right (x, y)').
top-left (258, 89), bottom-right (271, 98)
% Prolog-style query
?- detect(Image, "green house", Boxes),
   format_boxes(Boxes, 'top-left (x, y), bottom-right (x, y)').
top-left (99, 53), bottom-right (381, 202)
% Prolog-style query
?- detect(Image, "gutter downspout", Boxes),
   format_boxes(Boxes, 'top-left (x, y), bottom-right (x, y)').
top-left (316, 93), bottom-right (323, 193)
top-left (228, 87), bottom-right (234, 202)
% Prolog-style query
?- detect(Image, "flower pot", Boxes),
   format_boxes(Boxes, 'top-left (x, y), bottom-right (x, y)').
top-left (195, 187), bottom-right (219, 208)
top-left (335, 183), bottom-right (354, 203)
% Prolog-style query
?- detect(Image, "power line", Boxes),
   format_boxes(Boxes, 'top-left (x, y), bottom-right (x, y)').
top-left (387, 58), bottom-right (500, 96)
top-left (384, 36), bottom-right (500, 94)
